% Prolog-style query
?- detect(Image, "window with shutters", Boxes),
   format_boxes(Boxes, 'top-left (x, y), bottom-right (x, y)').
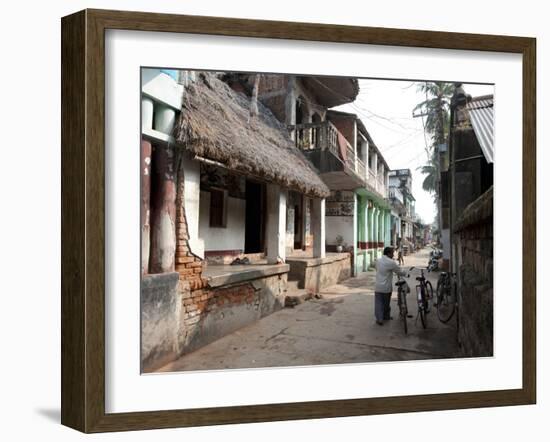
top-left (209, 188), bottom-right (227, 228)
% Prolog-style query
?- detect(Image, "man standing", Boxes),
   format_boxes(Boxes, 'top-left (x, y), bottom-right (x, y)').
top-left (374, 247), bottom-right (407, 325)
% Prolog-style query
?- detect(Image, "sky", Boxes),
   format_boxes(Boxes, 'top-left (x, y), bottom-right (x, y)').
top-left (335, 80), bottom-right (493, 224)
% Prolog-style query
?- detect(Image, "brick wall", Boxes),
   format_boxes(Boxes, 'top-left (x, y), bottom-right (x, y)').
top-left (174, 167), bottom-right (209, 343)
top-left (454, 188), bottom-right (493, 357)
top-left (257, 75), bottom-right (288, 123)
top-left (170, 163), bottom-right (286, 360)
top-left (328, 116), bottom-right (355, 146)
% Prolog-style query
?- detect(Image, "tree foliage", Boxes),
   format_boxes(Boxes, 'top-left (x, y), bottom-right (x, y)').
top-left (414, 82), bottom-right (453, 195)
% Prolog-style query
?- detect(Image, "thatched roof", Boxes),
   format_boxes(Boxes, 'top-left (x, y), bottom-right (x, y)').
top-left (174, 73), bottom-right (330, 198)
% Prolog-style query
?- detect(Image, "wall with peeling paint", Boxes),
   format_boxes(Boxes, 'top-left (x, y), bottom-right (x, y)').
top-left (198, 191), bottom-right (246, 253)
top-left (140, 272), bottom-right (181, 372)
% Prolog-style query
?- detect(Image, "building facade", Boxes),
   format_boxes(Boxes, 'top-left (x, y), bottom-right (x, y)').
top-left (140, 70), bottom-right (332, 371)
top-left (448, 87), bottom-right (494, 356)
top-left (235, 74), bottom-right (392, 275)
top-left (389, 169), bottom-right (417, 254)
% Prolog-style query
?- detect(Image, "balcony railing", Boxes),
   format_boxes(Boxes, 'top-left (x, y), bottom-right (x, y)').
top-left (291, 121), bottom-right (363, 181)
top-left (290, 121), bottom-right (388, 197)
top-left (356, 159), bottom-right (366, 180)
top-left (367, 169), bottom-right (377, 190)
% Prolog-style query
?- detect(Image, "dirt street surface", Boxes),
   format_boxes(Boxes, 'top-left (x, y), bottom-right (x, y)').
top-left (158, 248), bottom-right (460, 373)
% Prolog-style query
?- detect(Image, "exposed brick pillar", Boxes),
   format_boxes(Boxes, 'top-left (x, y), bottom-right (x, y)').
top-left (141, 139), bottom-right (152, 275)
top-left (150, 145), bottom-right (177, 273)
top-left (175, 157), bottom-right (206, 291)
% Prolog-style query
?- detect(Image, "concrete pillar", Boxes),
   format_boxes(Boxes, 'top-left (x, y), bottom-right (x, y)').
top-left (362, 140), bottom-right (369, 181)
top-left (285, 76), bottom-right (297, 140)
top-left (351, 192), bottom-right (359, 276)
top-left (373, 152), bottom-right (378, 190)
top-left (182, 153), bottom-right (204, 259)
top-left (357, 196), bottom-right (369, 242)
top-left (352, 121), bottom-right (358, 173)
top-left (362, 201), bottom-right (369, 271)
top-left (369, 203), bottom-right (374, 244)
top-left (312, 198), bottom-right (326, 259)
top-left (141, 139), bottom-right (152, 275)
top-left (381, 210), bottom-right (386, 246)
top-left (376, 209), bottom-right (384, 243)
top-left (142, 97), bottom-right (154, 130)
top-left (154, 104), bottom-right (176, 135)
top-left (150, 145), bottom-right (177, 273)
top-left (302, 195), bottom-right (309, 250)
top-left (373, 207), bottom-right (377, 245)
top-left (266, 184), bottom-right (287, 264)
top-left (385, 211), bottom-right (391, 246)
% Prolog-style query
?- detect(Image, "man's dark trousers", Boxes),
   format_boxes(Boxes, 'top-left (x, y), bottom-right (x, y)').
top-left (375, 292), bottom-right (392, 321)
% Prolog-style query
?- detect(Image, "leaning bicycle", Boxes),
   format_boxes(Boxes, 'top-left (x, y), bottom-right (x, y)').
top-left (435, 272), bottom-right (457, 323)
top-left (414, 268), bottom-right (433, 329)
top-left (395, 268), bottom-right (414, 334)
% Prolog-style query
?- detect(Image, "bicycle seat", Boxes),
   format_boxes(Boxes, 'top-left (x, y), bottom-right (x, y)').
top-left (396, 280), bottom-right (407, 286)
top-left (415, 277), bottom-right (425, 281)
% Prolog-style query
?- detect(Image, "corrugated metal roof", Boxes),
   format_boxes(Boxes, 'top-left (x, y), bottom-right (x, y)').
top-left (466, 95), bottom-right (494, 163)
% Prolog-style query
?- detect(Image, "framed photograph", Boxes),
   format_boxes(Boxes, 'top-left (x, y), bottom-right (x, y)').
top-left (61, 9), bottom-right (536, 433)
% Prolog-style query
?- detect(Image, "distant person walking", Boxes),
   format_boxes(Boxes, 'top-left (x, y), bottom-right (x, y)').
top-left (374, 247), bottom-right (407, 325)
top-left (397, 246), bottom-right (404, 265)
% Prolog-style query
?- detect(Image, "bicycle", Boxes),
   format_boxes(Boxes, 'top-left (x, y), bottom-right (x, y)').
top-left (395, 267), bottom-right (414, 334)
top-left (435, 272), bottom-right (457, 323)
top-left (414, 268), bottom-right (433, 329)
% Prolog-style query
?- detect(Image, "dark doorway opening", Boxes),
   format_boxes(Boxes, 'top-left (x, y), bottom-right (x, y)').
top-left (244, 180), bottom-right (265, 253)
top-left (293, 198), bottom-right (303, 250)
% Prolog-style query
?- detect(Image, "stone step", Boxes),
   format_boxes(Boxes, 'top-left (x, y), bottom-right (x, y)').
top-left (286, 280), bottom-right (301, 292)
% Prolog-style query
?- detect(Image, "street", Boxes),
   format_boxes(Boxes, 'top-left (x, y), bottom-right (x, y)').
top-left (157, 248), bottom-right (460, 373)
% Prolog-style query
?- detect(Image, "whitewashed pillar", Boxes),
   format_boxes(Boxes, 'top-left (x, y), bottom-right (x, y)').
top-left (302, 195), bottom-right (309, 250)
top-left (372, 207), bottom-right (380, 245)
top-left (266, 184), bottom-right (287, 264)
top-left (362, 140), bottom-right (369, 181)
top-left (182, 153), bottom-right (204, 259)
top-left (312, 197), bottom-right (326, 259)
top-left (352, 193), bottom-right (358, 275)
top-left (373, 152), bottom-right (379, 190)
top-left (353, 121), bottom-right (358, 173)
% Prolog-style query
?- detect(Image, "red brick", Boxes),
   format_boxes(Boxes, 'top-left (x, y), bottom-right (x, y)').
top-left (176, 256), bottom-right (195, 264)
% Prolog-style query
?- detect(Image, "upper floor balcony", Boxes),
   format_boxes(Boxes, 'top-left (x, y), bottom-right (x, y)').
top-left (367, 169), bottom-right (388, 198)
top-left (290, 120), bottom-right (369, 191)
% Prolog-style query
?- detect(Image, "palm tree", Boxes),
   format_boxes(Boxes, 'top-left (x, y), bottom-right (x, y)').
top-left (418, 149), bottom-right (438, 193)
top-left (414, 82), bottom-right (454, 147)
top-left (414, 82), bottom-right (454, 239)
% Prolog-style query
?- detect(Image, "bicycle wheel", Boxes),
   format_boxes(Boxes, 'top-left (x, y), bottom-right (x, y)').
top-left (437, 284), bottom-right (456, 323)
top-left (399, 289), bottom-right (408, 334)
top-left (425, 281), bottom-right (434, 301)
top-left (435, 277), bottom-right (444, 307)
top-left (418, 287), bottom-right (427, 328)
top-left (419, 305), bottom-right (427, 328)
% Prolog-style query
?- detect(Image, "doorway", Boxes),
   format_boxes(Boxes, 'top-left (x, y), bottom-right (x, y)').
top-left (293, 195), bottom-right (303, 250)
top-left (244, 180), bottom-right (265, 254)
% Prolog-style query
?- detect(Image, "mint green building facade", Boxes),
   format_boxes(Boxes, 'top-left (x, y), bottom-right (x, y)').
top-left (352, 131), bottom-right (393, 275)
top-left (355, 191), bottom-right (392, 273)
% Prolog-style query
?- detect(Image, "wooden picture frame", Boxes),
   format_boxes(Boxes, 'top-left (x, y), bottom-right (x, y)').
top-left (61, 8), bottom-right (536, 433)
